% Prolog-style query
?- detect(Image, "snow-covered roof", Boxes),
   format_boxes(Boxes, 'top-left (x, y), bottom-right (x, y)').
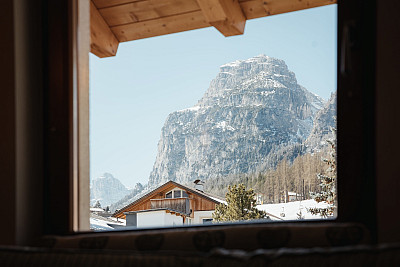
top-left (90, 214), bottom-right (125, 231)
top-left (207, 195), bottom-right (227, 205)
top-left (90, 207), bottom-right (104, 212)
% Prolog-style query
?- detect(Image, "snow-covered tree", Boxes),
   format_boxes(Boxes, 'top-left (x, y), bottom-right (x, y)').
top-left (94, 200), bottom-right (102, 209)
top-left (308, 129), bottom-right (337, 218)
top-left (213, 183), bottom-right (268, 222)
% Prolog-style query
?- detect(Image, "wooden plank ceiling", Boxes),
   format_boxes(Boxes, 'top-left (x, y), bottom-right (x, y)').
top-left (90, 0), bottom-right (336, 58)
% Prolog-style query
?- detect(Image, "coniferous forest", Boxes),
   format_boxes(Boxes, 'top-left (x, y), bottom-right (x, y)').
top-left (204, 150), bottom-right (329, 204)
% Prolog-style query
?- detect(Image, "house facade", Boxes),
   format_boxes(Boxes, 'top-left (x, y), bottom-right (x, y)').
top-left (113, 181), bottom-right (225, 228)
top-left (287, 192), bottom-right (302, 202)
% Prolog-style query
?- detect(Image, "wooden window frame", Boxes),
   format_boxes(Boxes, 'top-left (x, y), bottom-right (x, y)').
top-left (43, 0), bottom-right (90, 234)
top-left (43, 0), bottom-right (378, 244)
top-left (165, 189), bottom-right (188, 199)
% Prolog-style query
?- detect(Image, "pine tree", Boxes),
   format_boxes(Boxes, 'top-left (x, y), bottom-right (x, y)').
top-left (94, 200), bottom-right (102, 209)
top-left (212, 183), bottom-right (268, 222)
top-left (308, 129), bottom-right (337, 218)
top-left (297, 207), bottom-right (305, 220)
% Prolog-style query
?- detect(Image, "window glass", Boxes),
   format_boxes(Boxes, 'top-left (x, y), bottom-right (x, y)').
top-left (89, 4), bottom-right (337, 230)
top-left (174, 190), bottom-right (182, 198)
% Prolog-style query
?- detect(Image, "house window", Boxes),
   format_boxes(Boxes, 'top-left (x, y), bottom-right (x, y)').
top-left (165, 189), bottom-right (187, 199)
top-left (174, 190), bottom-right (182, 198)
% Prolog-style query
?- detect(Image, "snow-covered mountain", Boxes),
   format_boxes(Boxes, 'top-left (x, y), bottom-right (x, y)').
top-left (305, 92), bottom-right (336, 152)
top-left (90, 173), bottom-right (131, 207)
top-left (109, 182), bottom-right (145, 212)
top-left (108, 55), bottom-right (336, 211)
top-left (148, 55), bottom-right (327, 186)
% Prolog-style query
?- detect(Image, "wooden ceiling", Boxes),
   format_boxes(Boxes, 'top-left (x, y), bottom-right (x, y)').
top-left (90, 0), bottom-right (336, 58)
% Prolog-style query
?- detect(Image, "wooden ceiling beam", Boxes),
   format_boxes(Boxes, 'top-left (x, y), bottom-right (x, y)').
top-left (111, 10), bottom-right (209, 42)
top-left (99, 0), bottom-right (200, 27)
top-left (258, 0), bottom-right (336, 16)
top-left (196, 0), bottom-right (246, 36)
top-left (90, 1), bottom-right (119, 58)
top-left (93, 0), bottom-right (144, 9)
top-left (91, 0), bottom-right (337, 58)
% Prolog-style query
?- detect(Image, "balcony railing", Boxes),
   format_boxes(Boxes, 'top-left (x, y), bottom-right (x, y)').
top-left (150, 198), bottom-right (190, 215)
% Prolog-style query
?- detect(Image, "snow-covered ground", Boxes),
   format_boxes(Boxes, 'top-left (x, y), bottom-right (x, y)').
top-left (90, 214), bottom-right (125, 231)
top-left (257, 199), bottom-right (331, 221)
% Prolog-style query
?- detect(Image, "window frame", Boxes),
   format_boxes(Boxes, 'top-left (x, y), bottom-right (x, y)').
top-left (166, 191), bottom-right (173, 199)
top-left (43, 0), bottom-right (90, 234)
top-left (43, 0), bottom-right (378, 244)
top-left (165, 189), bottom-right (188, 199)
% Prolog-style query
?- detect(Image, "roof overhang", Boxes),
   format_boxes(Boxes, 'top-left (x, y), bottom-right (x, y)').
top-left (90, 0), bottom-right (336, 58)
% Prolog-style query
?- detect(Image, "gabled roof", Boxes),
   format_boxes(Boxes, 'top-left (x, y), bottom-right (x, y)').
top-left (113, 180), bottom-right (225, 218)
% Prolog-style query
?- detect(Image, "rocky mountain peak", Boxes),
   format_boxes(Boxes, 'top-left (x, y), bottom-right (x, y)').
top-left (90, 173), bottom-right (130, 207)
top-left (196, 55), bottom-right (298, 109)
top-left (148, 55), bottom-right (327, 186)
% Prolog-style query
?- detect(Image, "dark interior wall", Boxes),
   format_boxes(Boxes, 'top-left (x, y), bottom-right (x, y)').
top-left (0, 0), bottom-right (399, 246)
top-left (0, 0), bottom-right (17, 245)
top-left (0, 0), bottom-right (43, 245)
top-left (14, 0), bottom-right (43, 245)
top-left (376, 0), bottom-right (400, 243)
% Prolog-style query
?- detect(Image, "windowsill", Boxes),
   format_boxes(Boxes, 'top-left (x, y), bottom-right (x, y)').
top-left (39, 221), bottom-right (370, 251)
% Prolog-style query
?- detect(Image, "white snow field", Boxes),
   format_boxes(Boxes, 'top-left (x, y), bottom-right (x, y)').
top-left (257, 199), bottom-right (332, 221)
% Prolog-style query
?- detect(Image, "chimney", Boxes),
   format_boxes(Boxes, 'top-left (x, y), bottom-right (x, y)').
top-left (194, 179), bottom-right (204, 192)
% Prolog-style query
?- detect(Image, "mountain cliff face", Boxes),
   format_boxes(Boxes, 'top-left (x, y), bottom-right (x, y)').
top-left (90, 173), bottom-right (131, 207)
top-left (305, 92), bottom-right (337, 152)
top-left (109, 182), bottom-right (144, 212)
top-left (148, 55), bottom-right (326, 186)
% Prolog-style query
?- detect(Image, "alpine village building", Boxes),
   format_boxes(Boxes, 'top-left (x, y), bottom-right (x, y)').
top-left (113, 180), bottom-right (225, 228)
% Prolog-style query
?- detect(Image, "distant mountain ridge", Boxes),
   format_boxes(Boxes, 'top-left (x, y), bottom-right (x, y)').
top-left (90, 173), bottom-right (131, 207)
top-left (110, 182), bottom-right (145, 212)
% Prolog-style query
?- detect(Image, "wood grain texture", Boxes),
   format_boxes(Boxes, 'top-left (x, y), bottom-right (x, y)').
top-left (240, 0), bottom-right (268, 19)
top-left (99, 0), bottom-right (200, 26)
top-left (105, 0), bottom-right (335, 44)
top-left (91, 0), bottom-right (336, 56)
top-left (93, 0), bottom-right (145, 9)
top-left (197, 0), bottom-right (246, 36)
top-left (77, 0), bottom-right (91, 231)
top-left (111, 10), bottom-right (209, 42)
top-left (90, 1), bottom-right (119, 57)
top-left (259, 0), bottom-right (336, 16)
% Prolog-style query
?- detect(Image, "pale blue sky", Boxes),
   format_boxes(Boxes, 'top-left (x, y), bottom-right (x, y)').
top-left (89, 5), bottom-right (337, 188)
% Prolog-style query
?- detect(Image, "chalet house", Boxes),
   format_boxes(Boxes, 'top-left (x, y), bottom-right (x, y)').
top-left (287, 192), bottom-right (302, 202)
top-left (113, 181), bottom-right (225, 228)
